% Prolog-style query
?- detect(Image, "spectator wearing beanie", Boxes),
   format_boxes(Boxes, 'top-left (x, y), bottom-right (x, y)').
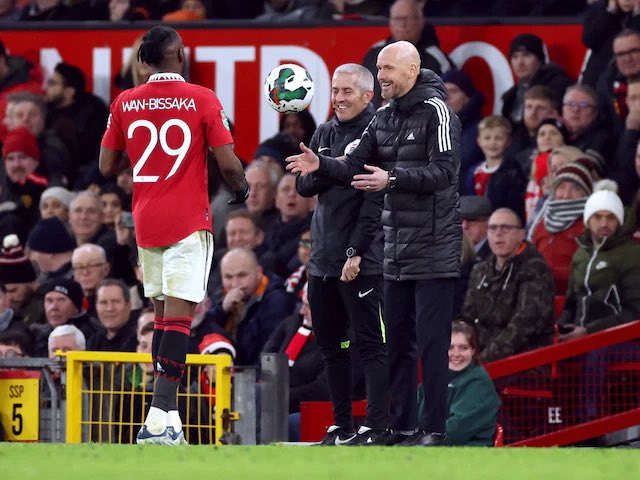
top-left (442, 70), bottom-right (484, 194)
top-left (501, 33), bottom-right (571, 125)
top-left (531, 159), bottom-right (594, 294)
top-left (27, 217), bottom-right (76, 282)
top-left (0, 234), bottom-right (43, 325)
top-left (30, 277), bottom-right (101, 357)
top-left (39, 186), bottom-right (75, 223)
top-left (2, 126), bottom-right (48, 232)
top-left (559, 184), bottom-right (640, 339)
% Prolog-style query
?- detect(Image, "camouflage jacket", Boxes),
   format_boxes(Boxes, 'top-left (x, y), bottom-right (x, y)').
top-left (559, 211), bottom-right (640, 333)
top-left (460, 242), bottom-right (555, 362)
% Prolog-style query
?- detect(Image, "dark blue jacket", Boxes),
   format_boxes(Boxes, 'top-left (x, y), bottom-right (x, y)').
top-left (205, 275), bottom-right (295, 366)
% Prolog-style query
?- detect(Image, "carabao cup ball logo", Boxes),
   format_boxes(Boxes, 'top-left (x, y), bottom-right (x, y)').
top-left (264, 63), bottom-right (314, 114)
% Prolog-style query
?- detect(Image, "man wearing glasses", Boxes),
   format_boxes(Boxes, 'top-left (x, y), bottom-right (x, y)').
top-left (561, 84), bottom-right (612, 169)
top-left (71, 243), bottom-right (110, 319)
top-left (597, 28), bottom-right (640, 133)
top-left (459, 208), bottom-right (555, 362)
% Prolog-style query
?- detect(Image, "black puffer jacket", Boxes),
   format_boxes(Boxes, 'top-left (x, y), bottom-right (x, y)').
top-left (317, 70), bottom-right (462, 281)
top-left (296, 104), bottom-right (383, 277)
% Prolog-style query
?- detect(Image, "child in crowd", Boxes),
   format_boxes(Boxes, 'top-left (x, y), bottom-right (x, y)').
top-left (471, 115), bottom-right (526, 221)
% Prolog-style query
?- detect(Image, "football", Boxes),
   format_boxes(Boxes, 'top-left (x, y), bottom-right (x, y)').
top-left (264, 63), bottom-right (314, 114)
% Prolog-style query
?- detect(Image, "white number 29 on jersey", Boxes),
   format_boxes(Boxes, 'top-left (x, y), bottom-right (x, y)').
top-left (128, 118), bottom-right (192, 183)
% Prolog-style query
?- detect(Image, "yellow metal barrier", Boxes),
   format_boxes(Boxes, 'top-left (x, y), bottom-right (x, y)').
top-left (65, 351), bottom-right (233, 445)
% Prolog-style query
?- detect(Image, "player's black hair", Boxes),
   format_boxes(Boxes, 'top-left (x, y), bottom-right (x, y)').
top-left (137, 26), bottom-right (181, 67)
top-left (0, 40), bottom-right (6, 58)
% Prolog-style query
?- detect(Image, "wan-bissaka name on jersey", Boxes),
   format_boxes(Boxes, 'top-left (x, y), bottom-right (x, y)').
top-left (121, 97), bottom-right (196, 112)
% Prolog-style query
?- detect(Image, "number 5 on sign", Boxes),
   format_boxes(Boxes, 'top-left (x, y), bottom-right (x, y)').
top-left (0, 371), bottom-right (40, 441)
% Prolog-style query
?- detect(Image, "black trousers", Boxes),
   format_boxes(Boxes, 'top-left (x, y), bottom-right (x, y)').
top-left (384, 278), bottom-right (454, 433)
top-left (308, 274), bottom-right (389, 431)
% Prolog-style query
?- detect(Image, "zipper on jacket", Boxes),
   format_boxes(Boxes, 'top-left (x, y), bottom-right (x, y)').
top-left (580, 242), bottom-right (602, 326)
top-left (391, 116), bottom-right (401, 279)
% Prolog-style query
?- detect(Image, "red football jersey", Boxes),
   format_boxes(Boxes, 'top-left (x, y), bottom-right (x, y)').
top-left (101, 73), bottom-right (233, 248)
top-left (473, 162), bottom-right (499, 197)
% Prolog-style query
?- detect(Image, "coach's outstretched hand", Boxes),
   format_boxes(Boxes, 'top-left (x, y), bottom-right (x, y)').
top-left (228, 183), bottom-right (250, 205)
top-left (286, 142), bottom-right (320, 176)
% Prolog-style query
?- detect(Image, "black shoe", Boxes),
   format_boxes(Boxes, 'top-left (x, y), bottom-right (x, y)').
top-left (381, 429), bottom-right (413, 446)
top-left (347, 427), bottom-right (389, 446)
top-left (317, 425), bottom-right (356, 446)
top-left (399, 430), bottom-right (447, 446)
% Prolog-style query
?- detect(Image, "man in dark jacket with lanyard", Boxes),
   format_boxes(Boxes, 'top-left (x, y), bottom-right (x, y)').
top-left (287, 41), bottom-right (462, 446)
top-left (296, 63), bottom-right (388, 446)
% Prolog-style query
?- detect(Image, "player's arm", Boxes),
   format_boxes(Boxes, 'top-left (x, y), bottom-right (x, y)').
top-left (212, 144), bottom-right (249, 204)
top-left (99, 147), bottom-right (129, 178)
top-left (100, 100), bottom-right (128, 178)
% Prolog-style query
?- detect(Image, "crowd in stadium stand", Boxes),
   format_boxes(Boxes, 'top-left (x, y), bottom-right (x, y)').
top-left (1, 0), bottom-right (640, 445)
top-left (0, 1), bottom-right (594, 22)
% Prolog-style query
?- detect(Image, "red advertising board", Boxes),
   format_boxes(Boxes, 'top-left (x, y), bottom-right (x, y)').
top-left (0, 24), bottom-right (584, 159)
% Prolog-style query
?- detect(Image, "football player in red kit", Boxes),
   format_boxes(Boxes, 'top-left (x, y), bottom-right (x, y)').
top-left (100, 26), bottom-right (248, 445)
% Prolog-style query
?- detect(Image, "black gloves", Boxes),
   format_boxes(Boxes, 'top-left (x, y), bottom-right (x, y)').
top-left (228, 183), bottom-right (250, 205)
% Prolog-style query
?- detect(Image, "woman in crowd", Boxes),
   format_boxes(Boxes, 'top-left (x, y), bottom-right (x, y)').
top-left (419, 320), bottom-right (500, 446)
top-left (39, 186), bottom-right (75, 224)
top-left (445, 321), bottom-right (500, 446)
top-left (99, 183), bottom-right (127, 230)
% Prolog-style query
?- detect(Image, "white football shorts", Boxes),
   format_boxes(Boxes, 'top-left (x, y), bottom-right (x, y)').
top-left (138, 230), bottom-right (214, 303)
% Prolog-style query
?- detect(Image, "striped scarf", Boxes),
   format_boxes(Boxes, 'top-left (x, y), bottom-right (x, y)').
top-left (543, 198), bottom-right (587, 233)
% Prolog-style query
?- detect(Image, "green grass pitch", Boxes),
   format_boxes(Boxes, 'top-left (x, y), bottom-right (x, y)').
top-left (1, 443), bottom-right (635, 480)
